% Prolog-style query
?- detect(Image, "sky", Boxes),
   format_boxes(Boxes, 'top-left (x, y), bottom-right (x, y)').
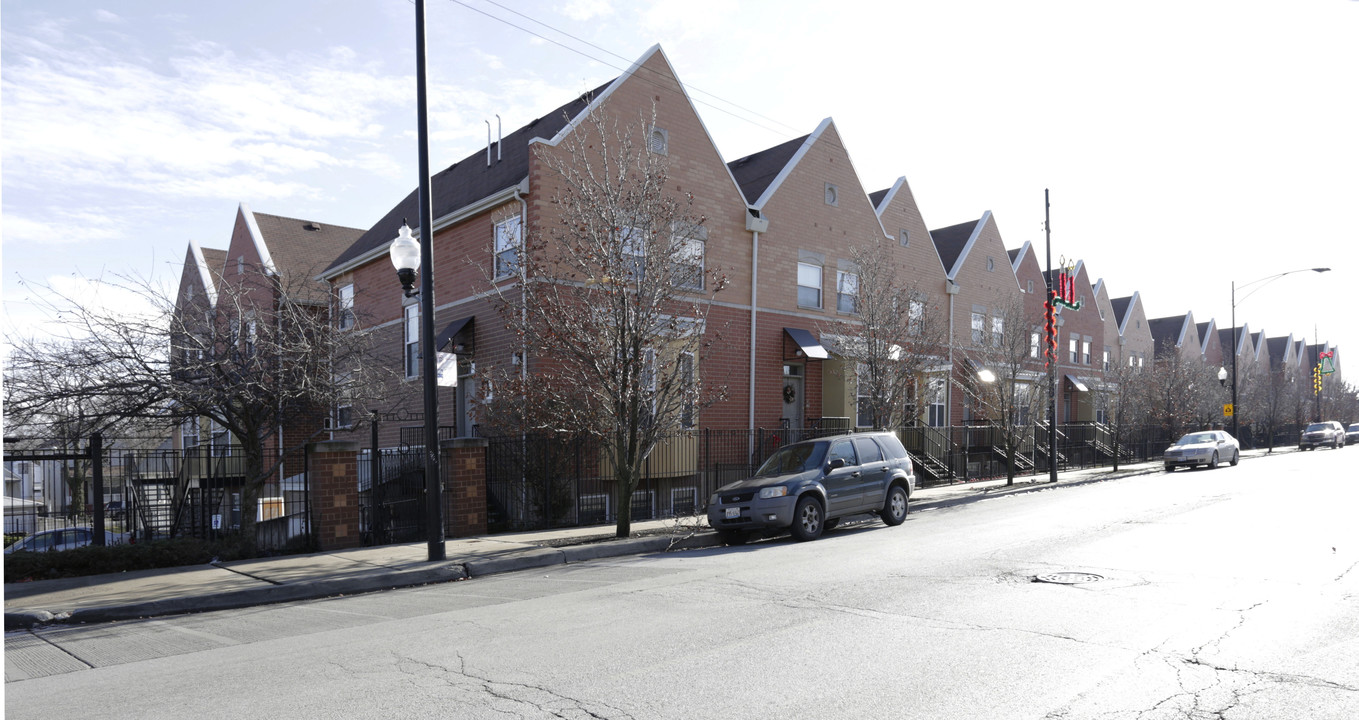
top-left (3, 0), bottom-right (1357, 372)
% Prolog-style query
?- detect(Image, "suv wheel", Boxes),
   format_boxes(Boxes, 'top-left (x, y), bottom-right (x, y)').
top-left (881, 485), bottom-right (908, 526)
top-left (789, 495), bottom-right (824, 542)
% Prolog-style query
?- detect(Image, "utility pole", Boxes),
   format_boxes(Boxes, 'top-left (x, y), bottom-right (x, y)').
top-left (1045, 189), bottom-right (1057, 483)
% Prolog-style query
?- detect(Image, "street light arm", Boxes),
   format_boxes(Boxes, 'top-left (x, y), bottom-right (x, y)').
top-left (1236, 268), bottom-right (1330, 306)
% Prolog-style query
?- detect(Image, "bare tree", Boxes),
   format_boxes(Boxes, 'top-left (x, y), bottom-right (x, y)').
top-left (822, 237), bottom-right (949, 430)
top-left (6, 266), bottom-right (391, 543)
top-left (1140, 347), bottom-right (1223, 438)
top-left (1090, 345), bottom-right (1150, 471)
top-left (955, 297), bottom-right (1046, 485)
top-left (485, 103), bottom-right (728, 538)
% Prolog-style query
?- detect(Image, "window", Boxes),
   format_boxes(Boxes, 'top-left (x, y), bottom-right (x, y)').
top-left (337, 284), bottom-right (355, 330)
top-left (649, 128), bottom-right (668, 155)
top-left (971, 311), bottom-right (985, 345)
top-left (836, 270), bottom-right (858, 313)
top-left (618, 226), bottom-right (646, 281)
top-left (856, 364), bottom-right (873, 428)
top-left (1082, 340), bottom-right (1092, 365)
top-left (853, 437), bottom-right (883, 463)
top-left (237, 256), bottom-right (244, 275)
top-left (679, 352), bottom-right (695, 428)
top-left (245, 319), bottom-right (257, 356)
top-left (494, 216), bottom-right (522, 278)
top-left (182, 418), bottom-right (199, 449)
top-left (899, 229), bottom-right (909, 247)
top-left (991, 317), bottom-right (1004, 347)
top-left (824, 183), bottom-right (839, 206)
top-left (1027, 280), bottom-right (1034, 294)
top-left (908, 299), bottom-right (925, 336)
top-left (1030, 331), bottom-right (1040, 359)
top-left (674, 223), bottom-right (706, 291)
top-left (797, 262), bottom-right (822, 308)
top-left (927, 378), bottom-right (945, 427)
top-left (986, 257), bottom-right (995, 272)
top-left (827, 440), bottom-right (857, 466)
top-left (335, 371), bottom-right (354, 430)
top-left (404, 304), bottom-right (419, 379)
top-left (1069, 337), bottom-right (1078, 364)
top-left (1103, 347), bottom-right (1111, 372)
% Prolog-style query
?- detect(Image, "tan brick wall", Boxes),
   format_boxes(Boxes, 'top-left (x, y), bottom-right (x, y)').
top-left (309, 441), bottom-right (361, 550)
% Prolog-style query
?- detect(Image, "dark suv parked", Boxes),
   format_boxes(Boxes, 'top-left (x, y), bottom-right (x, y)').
top-left (1300, 421), bottom-right (1345, 450)
top-left (707, 432), bottom-right (916, 544)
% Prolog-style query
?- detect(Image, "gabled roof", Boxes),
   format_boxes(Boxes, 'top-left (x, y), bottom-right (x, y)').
top-left (324, 78), bottom-right (613, 275)
top-left (189, 240), bottom-right (225, 307)
top-left (251, 210), bottom-right (364, 281)
top-left (930, 216), bottom-right (985, 278)
top-left (1111, 295), bottom-right (1135, 335)
top-left (1265, 335), bottom-right (1293, 368)
top-left (1219, 325), bottom-right (1249, 359)
top-left (727, 134), bottom-right (808, 207)
top-left (1149, 313), bottom-right (1193, 354)
top-left (1196, 320), bottom-right (1216, 350)
top-left (868, 188), bottom-right (890, 209)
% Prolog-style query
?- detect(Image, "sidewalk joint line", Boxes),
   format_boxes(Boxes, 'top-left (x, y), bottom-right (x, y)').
top-left (210, 562), bottom-right (284, 585)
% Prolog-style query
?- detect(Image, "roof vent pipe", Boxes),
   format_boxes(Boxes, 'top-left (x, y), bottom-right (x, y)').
top-left (486, 120), bottom-right (492, 167)
top-left (496, 114), bottom-right (502, 162)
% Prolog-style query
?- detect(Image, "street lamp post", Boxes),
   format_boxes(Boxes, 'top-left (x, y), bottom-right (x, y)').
top-left (387, 0), bottom-right (445, 562)
top-left (1229, 267), bottom-right (1330, 443)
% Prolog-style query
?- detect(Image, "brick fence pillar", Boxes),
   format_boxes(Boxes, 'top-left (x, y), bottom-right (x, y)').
top-left (442, 437), bottom-right (488, 538)
top-left (308, 440), bottom-right (361, 551)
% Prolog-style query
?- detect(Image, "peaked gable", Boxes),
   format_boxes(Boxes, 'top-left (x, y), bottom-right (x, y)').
top-left (728, 134), bottom-right (808, 207)
top-left (930, 216), bottom-right (984, 279)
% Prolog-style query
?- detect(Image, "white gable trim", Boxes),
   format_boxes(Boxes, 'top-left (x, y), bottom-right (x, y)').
top-left (874, 176), bottom-right (906, 218)
top-left (752, 117), bottom-right (832, 210)
top-left (945, 210), bottom-right (991, 281)
top-left (238, 202), bottom-right (277, 276)
top-left (188, 238), bottom-right (218, 307)
top-left (1117, 291), bottom-right (1140, 337)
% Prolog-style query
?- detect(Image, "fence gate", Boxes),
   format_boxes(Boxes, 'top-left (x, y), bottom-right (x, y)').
top-left (359, 419), bottom-right (429, 546)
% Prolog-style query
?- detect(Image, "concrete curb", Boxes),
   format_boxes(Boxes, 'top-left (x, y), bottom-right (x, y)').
top-left (464, 547), bottom-right (566, 578)
top-left (5, 564), bottom-right (469, 629)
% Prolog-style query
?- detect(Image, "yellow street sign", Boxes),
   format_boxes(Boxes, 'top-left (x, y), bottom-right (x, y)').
top-left (1224, 403), bottom-right (1234, 417)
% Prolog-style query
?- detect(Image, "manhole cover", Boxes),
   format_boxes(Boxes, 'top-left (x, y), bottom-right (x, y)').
top-left (1034, 572), bottom-right (1104, 585)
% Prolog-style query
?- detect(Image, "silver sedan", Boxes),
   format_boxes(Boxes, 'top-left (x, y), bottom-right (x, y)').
top-left (1164, 430), bottom-right (1240, 471)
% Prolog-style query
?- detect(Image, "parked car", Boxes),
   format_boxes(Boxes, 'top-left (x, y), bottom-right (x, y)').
top-left (1345, 423), bottom-right (1359, 447)
top-left (1164, 430), bottom-right (1240, 471)
top-left (4, 527), bottom-right (129, 554)
top-left (1299, 421), bottom-right (1345, 450)
top-left (707, 431), bottom-right (916, 544)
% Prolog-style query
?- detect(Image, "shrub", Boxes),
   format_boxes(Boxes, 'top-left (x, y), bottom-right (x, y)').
top-left (4, 534), bottom-right (275, 583)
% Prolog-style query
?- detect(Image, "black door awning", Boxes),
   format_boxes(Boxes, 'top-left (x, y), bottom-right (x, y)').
top-left (1064, 374), bottom-right (1089, 392)
top-left (783, 327), bottom-right (829, 360)
top-left (436, 316), bottom-right (475, 354)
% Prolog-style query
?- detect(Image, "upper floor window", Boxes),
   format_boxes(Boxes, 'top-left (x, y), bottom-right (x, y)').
top-left (674, 222), bottom-right (706, 291)
top-left (836, 270), bottom-right (858, 314)
top-left (899, 229), bottom-right (909, 247)
top-left (337, 284), bottom-right (355, 330)
top-left (1030, 331), bottom-right (1040, 359)
top-left (986, 257), bottom-right (995, 272)
top-left (649, 128), bottom-right (668, 155)
top-left (824, 183), bottom-right (839, 207)
top-left (494, 216), bottom-right (522, 279)
top-left (618, 226), bottom-right (646, 281)
top-left (1069, 337), bottom-right (1079, 364)
top-left (991, 317), bottom-right (1004, 347)
top-left (404, 304), bottom-right (419, 379)
top-left (1103, 347), bottom-right (1111, 371)
top-left (971, 311), bottom-right (985, 345)
top-left (797, 262), bottom-right (822, 309)
top-left (1027, 280), bottom-right (1034, 294)
top-left (1082, 340), bottom-right (1092, 365)
top-left (908, 299), bottom-right (925, 336)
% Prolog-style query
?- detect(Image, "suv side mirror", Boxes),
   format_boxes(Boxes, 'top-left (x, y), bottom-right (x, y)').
top-left (827, 458), bottom-right (846, 471)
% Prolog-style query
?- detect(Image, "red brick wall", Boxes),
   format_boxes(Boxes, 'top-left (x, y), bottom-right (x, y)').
top-left (442, 438), bottom-right (488, 538)
top-left (309, 441), bottom-right (361, 550)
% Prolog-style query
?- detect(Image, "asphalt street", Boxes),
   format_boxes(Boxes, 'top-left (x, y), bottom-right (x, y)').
top-left (6, 446), bottom-right (1357, 719)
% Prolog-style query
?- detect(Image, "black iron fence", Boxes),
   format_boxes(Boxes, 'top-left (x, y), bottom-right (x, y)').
top-left (480, 422), bottom-right (1291, 533)
top-left (3, 437), bottom-right (310, 552)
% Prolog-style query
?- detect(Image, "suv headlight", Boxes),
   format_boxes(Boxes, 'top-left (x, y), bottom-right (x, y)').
top-left (758, 486), bottom-right (789, 499)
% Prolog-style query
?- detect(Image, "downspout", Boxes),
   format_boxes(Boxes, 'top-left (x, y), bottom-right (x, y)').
top-left (945, 280), bottom-right (959, 427)
top-left (746, 209), bottom-right (770, 437)
top-left (514, 184), bottom-right (528, 387)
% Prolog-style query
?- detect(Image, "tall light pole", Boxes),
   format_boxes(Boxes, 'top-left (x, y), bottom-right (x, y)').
top-left (388, 0), bottom-right (444, 562)
top-left (1229, 267), bottom-right (1330, 443)
top-left (1044, 189), bottom-right (1057, 483)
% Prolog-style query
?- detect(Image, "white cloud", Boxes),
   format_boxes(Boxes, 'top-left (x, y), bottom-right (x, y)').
top-left (560, 0), bottom-right (614, 22)
top-left (93, 9), bottom-right (123, 24)
top-left (2, 211), bottom-right (129, 246)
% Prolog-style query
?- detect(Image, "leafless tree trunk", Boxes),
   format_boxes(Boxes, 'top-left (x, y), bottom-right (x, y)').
top-left (484, 103), bottom-right (727, 538)
top-left (955, 297), bottom-right (1045, 485)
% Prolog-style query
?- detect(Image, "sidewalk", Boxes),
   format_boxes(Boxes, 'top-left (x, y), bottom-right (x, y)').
top-left (4, 448), bottom-right (1287, 629)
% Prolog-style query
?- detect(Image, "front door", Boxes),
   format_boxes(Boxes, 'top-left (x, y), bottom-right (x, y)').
top-left (781, 364), bottom-right (804, 433)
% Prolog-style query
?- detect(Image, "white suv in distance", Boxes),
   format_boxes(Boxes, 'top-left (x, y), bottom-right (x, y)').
top-left (1299, 421), bottom-right (1345, 450)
